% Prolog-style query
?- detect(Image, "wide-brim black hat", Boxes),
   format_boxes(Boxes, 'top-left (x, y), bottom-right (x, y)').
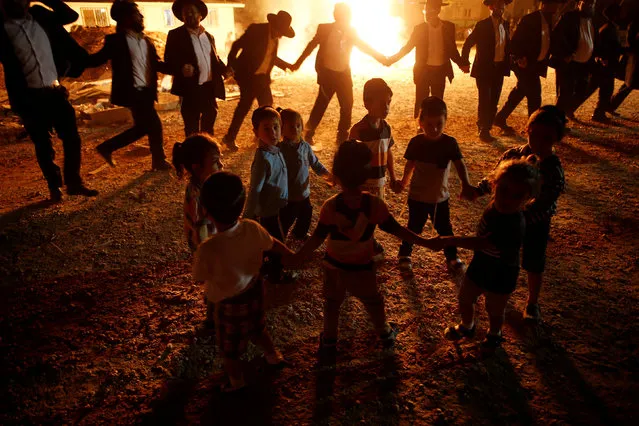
top-left (267, 10), bottom-right (295, 38)
top-left (110, 0), bottom-right (137, 22)
top-left (172, 0), bottom-right (208, 22)
top-left (483, 0), bottom-right (514, 5)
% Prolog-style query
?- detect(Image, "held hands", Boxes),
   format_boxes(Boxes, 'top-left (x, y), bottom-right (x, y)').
top-left (223, 65), bottom-right (234, 79)
top-left (289, 61), bottom-right (302, 72)
top-left (460, 184), bottom-right (480, 202)
top-left (182, 64), bottom-right (195, 77)
top-left (459, 64), bottom-right (471, 74)
top-left (516, 57), bottom-right (528, 69)
top-left (391, 179), bottom-right (404, 194)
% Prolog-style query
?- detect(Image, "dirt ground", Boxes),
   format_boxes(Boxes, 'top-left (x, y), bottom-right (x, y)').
top-left (1, 67), bottom-right (638, 425)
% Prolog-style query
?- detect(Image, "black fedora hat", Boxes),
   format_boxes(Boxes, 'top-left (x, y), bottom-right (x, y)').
top-left (110, 0), bottom-right (138, 22)
top-left (172, 0), bottom-right (208, 22)
top-left (421, 0), bottom-right (450, 7)
top-left (483, 0), bottom-right (514, 5)
top-left (267, 10), bottom-right (295, 38)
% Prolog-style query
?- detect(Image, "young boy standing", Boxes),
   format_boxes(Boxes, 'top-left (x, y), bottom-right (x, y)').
top-left (395, 97), bottom-right (477, 275)
top-left (193, 171), bottom-right (291, 392)
top-left (349, 78), bottom-right (397, 260)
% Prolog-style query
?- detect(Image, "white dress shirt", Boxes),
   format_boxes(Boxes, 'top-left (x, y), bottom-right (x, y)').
top-left (324, 26), bottom-right (351, 72)
top-left (426, 22), bottom-right (445, 66)
top-left (189, 27), bottom-right (213, 85)
top-left (3, 16), bottom-right (58, 88)
top-left (492, 15), bottom-right (506, 62)
top-left (255, 25), bottom-right (276, 75)
top-left (574, 17), bottom-right (594, 63)
top-left (126, 32), bottom-right (151, 88)
top-left (538, 12), bottom-right (551, 62)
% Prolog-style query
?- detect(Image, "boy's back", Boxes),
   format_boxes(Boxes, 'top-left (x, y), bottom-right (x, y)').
top-left (193, 219), bottom-right (273, 303)
top-left (349, 117), bottom-right (394, 188)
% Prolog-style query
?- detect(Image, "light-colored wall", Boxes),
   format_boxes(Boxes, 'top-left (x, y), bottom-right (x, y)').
top-left (65, 2), bottom-right (243, 56)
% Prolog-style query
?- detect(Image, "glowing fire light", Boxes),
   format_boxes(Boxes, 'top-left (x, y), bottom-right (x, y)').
top-left (279, 0), bottom-right (414, 76)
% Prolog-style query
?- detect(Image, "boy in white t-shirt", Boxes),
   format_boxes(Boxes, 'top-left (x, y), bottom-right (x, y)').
top-left (193, 171), bottom-right (293, 392)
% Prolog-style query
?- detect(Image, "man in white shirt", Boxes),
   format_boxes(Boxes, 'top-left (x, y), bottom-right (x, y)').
top-left (461, 0), bottom-right (512, 142)
top-left (291, 3), bottom-right (387, 145)
top-left (387, 0), bottom-right (470, 119)
top-left (551, 0), bottom-right (598, 118)
top-left (495, 0), bottom-right (561, 131)
top-left (0, 0), bottom-right (98, 201)
top-left (165, 0), bottom-right (229, 136)
top-left (87, 0), bottom-right (171, 170)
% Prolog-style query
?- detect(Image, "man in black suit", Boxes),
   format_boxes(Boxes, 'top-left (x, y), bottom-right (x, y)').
top-left (87, 0), bottom-right (171, 170)
top-left (291, 3), bottom-right (386, 145)
top-left (222, 10), bottom-right (295, 151)
top-left (387, 0), bottom-right (470, 118)
top-left (461, 0), bottom-right (511, 142)
top-left (610, 16), bottom-right (639, 112)
top-left (494, 0), bottom-right (561, 131)
top-left (165, 0), bottom-right (229, 136)
top-left (0, 0), bottom-right (97, 201)
top-left (550, 0), bottom-right (598, 119)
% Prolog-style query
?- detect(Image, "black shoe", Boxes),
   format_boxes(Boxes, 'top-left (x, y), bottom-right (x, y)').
top-left (494, 120), bottom-right (516, 134)
top-left (49, 187), bottom-right (63, 202)
top-left (222, 136), bottom-right (239, 152)
top-left (96, 145), bottom-right (115, 167)
top-left (591, 113), bottom-right (611, 124)
top-left (380, 322), bottom-right (399, 348)
top-left (67, 185), bottom-right (99, 197)
top-left (152, 159), bottom-right (172, 171)
top-left (480, 333), bottom-right (504, 352)
top-left (479, 129), bottom-right (495, 142)
top-left (444, 323), bottom-right (476, 341)
top-left (607, 110), bottom-right (621, 117)
top-left (318, 333), bottom-right (337, 362)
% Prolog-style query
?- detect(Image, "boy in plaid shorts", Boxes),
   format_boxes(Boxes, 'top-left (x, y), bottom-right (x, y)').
top-left (193, 171), bottom-right (293, 392)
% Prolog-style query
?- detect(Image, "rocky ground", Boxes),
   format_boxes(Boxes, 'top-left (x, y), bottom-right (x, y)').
top-left (1, 67), bottom-right (638, 425)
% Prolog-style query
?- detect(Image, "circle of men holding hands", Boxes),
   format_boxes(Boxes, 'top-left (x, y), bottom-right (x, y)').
top-left (1, 0), bottom-right (637, 393)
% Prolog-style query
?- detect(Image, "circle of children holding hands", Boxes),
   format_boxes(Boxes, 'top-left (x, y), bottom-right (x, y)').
top-left (173, 68), bottom-right (567, 391)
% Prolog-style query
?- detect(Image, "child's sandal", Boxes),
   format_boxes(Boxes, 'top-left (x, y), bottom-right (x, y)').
top-left (444, 324), bottom-right (476, 341)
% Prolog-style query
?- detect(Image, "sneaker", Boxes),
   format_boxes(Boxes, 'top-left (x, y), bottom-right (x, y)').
top-left (494, 120), bottom-right (516, 134)
top-left (480, 333), bottom-right (504, 352)
top-left (96, 145), bottom-right (115, 167)
top-left (152, 159), bottom-right (172, 171)
top-left (380, 322), bottom-right (399, 348)
top-left (523, 303), bottom-right (541, 322)
top-left (447, 258), bottom-right (467, 275)
top-left (318, 332), bottom-right (337, 355)
top-left (67, 185), bottom-right (99, 197)
top-left (49, 187), bottom-right (63, 203)
top-left (398, 257), bottom-right (413, 273)
top-left (607, 109), bottom-right (621, 117)
top-left (222, 136), bottom-right (239, 152)
top-left (479, 129), bottom-right (495, 142)
top-left (591, 112), bottom-right (611, 124)
top-left (444, 323), bottom-right (476, 341)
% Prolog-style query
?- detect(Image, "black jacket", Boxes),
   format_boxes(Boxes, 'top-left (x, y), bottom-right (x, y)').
top-left (164, 25), bottom-right (226, 99)
top-left (622, 20), bottom-right (639, 88)
top-left (86, 32), bottom-right (170, 107)
top-left (550, 11), bottom-right (598, 68)
top-left (0, 0), bottom-right (87, 114)
top-left (403, 20), bottom-right (468, 83)
top-left (461, 16), bottom-right (511, 79)
top-left (510, 10), bottom-right (551, 77)
top-left (227, 23), bottom-right (288, 84)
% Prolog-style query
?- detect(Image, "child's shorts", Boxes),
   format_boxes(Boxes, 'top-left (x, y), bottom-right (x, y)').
top-left (466, 252), bottom-right (520, 295)
top-left (522, 218), bottom-right (551, 274)
top-left (215, 277), bottom-right (266, 359)
top-left (363, 183), bottom-right (385, 201)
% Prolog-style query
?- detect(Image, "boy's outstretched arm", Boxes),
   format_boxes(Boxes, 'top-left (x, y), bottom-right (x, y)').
top-left (453, 159), bottom-right (479, 201)
top-left (379, 215), bottom-right (443, 251)
top-left (283, 224), bottom-right (330, 267)
top-left (270, 239), bottom-right (296, 265)
top-left (398, 160), bottom-right (416, 192)
top-left (387, 148), bottom-right (397, 184)
top-left (438, 235), bottom-right (495, 251)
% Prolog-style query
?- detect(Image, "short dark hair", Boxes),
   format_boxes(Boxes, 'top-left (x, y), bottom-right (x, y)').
top-left (363, 78), bottom-right (393, 105)
top-left (490, 158), bottom-right (541, 199)
top-left (528, 105), bottom-right (567, 141)
top-left (172, 133), bottom-right (221, 179)
top-left (251, 106), bottom-right (281, 130)
top-left (419, 96), bottom-right (447, 118)
top-left (276, 107), bottom-right (303, 128)
top-left (332, 140), bottom-right (372, 190)
top-left (200, 172), bottom-right (246, 224)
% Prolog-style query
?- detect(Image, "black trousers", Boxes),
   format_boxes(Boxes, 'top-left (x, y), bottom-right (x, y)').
top-left (398, 198), bottom-right (457, 261)
top-left (610, 83), bottom-right (634, 111)
top-left (414, 65), bottom-right (447, 118)
top-left (476, 71), bottom-right (505, 131)
top-left (225, 74), bottom-right (272, 143)
top-left (556, 61), bottom-right (591, 116)
top-left (20, 87), bottom-right (83, 190)
top-left (180, 82), bottom-right (218, 136)
top-left (98, 88), bottom-right (165, 163)
top-left (260, 213), bottom-right (284, 280)
top-left (496, 65), bottom-right (542, 121)
top-left (280, 197), bottom-right (313, 239)
top-left (589, 66), bottom-right (616, 115)
top-left (305, 70), bottom-right (353, 144)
